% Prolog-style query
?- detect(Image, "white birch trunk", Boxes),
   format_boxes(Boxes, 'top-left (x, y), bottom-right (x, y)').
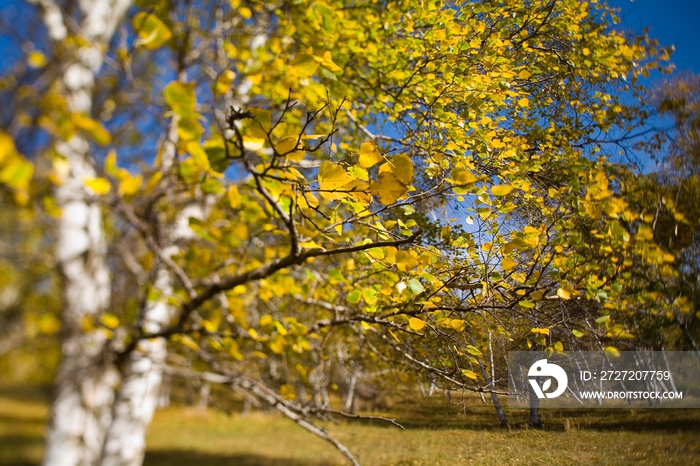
top-left (100, 264), bottom-right (175, 466)
top-left (100, 122), bottom-right (180, 466)
top-left (39, 1), bottom-right (132, 465)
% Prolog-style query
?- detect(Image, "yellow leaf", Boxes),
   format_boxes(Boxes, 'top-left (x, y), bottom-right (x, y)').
top-left (185, 141), bottom-right (213, 171)
top-left (280, 384), bottom-right (296, 400)
top-left (72, 114), bottom-right (111, 145)
top-left (118, 174), bottom-right (142, 196)
top-left (382, 154), bottom-right (414, 185)
top-left (358, 141), bottom-right (383, 168)
top-left (84, 177), bottom-right (111, 195)
top-left (104, 150), bottom-right (120, 178)
top-left (557, 285), bottom-right (573, 300)
top-left (290, 53), bottom-right (320, 79)
top-left (501, 257), bottom-right (517, 271)
top-left (180, 335), bottom-right (200, 352)
top-left (450, 319), bottom-right (465, 332)
top-left (228, 185), bottom-right (241, 208)
top-left (461, 369), bottom-right (478, 380)
top-left (27, 51), bottom-right (47, 69)
top-left (491, 185), bottom-right (514, 196)
top-left (269, 336), bottom-right (285, 354)
top-left (100, 313), bottom-right (120, 329)
top-left (38, 313), bottom-right (61, 334)
top-left (554, 341), bottom-right (564, 352)
top-left (518, 69), bottom-right (532, 80)
top-left (408, 317), bottom-right (427, 331)
top-left (0, 131), bottom-right (15, 164)
top-left (318, 161), bottom-right (351, 191)
top-left (450, 167), bottom-right (479, 185)
top-left (396, 251), bottom-right (419, 272)
top-left (275, 136), bottom-right (305, 161)
top-left (213, 70), bottom-right (236, 95)
top-left (518, 98), bottom-right (529, 108)
top-left (370, 171), bottom-right (407, 205)
top-left (604, 346), bottom-right (620, 358)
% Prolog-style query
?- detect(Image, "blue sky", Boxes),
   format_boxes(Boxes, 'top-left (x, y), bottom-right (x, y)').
top-left (611, 0), bottom-right (700, 74)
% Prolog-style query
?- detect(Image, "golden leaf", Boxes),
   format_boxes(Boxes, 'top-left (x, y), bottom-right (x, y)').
top-left (358, 141), bottom-right (383, 168)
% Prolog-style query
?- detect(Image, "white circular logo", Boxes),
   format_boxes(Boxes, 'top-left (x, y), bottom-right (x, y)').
top-left (528, 358), bottom-right (568, 399)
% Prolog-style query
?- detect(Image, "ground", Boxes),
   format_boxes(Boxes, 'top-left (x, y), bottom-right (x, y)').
top-left (2, 384), bottom-right (699, 465)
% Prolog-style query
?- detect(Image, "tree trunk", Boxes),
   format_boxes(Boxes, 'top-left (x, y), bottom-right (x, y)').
top-left (470, 333), bottom-right (508, 427)
top-left (100, 114), bottom-right (180, 466)
top-left (37, 1), bottom-right (131, 465)
top-left (528, 384), bottom-right (542, 427)
top-left (100, 266), bottom-right (174, 466)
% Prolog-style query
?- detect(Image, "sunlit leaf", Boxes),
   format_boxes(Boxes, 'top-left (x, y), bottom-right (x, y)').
top-left (370, 171), bottom-right (406, 205)
top-left (408, 317), bottom-right (427, 331)
top-left (84, 177), bottom-right (111, 195)
top-left (133, 12), bottom-right (172, 50)
top-left (491, 185), bottom-right (514, 196)
top-left (358, 141), bottom-right (383, 168)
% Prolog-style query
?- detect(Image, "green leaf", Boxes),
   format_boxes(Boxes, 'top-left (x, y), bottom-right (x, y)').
top-left (347, 290), bottom-right (361, 304)
top-left (595, 315), bottom-right (610, 325)
top-left (177, 116), bottom-right (203, 142)
top-left (164, 81), bottom-right (197, 117)
top-left (0, 158), bottom-right (33, 190)
top-left (519, 299), bottom-right (535, 309)
top-left (572, 329), bottom-right (584, 338)
top-left (407, 278), bottom-right (424, 295)
top-left (466, 345), bottom-right (482, 356)
top-left (204, 145), bottom-right (228, 173)
top-left (133, 12), bottom-right (172, 50)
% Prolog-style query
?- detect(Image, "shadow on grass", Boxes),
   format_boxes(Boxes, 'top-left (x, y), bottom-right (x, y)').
top-left (144, 450), bottom-right (331, 466)
top-left (0, 434), bottom-right (43, 466)
top-left (0, 385), bottom-right (51, 404)
top-left (359, 394), bottom-right (700, 433)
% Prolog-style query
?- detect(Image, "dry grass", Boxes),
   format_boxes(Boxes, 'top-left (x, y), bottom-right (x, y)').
top-left (2, 385), bottom-right (700, 466)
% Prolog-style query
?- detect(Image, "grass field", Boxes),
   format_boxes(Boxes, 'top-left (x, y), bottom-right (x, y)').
top-left (2, 384), bottom-right (700, 466)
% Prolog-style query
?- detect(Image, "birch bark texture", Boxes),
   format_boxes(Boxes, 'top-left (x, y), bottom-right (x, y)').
top-left (35, 1), bottom-right (132, 465)
top-left (100, 121), bottom-right (181, 466)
